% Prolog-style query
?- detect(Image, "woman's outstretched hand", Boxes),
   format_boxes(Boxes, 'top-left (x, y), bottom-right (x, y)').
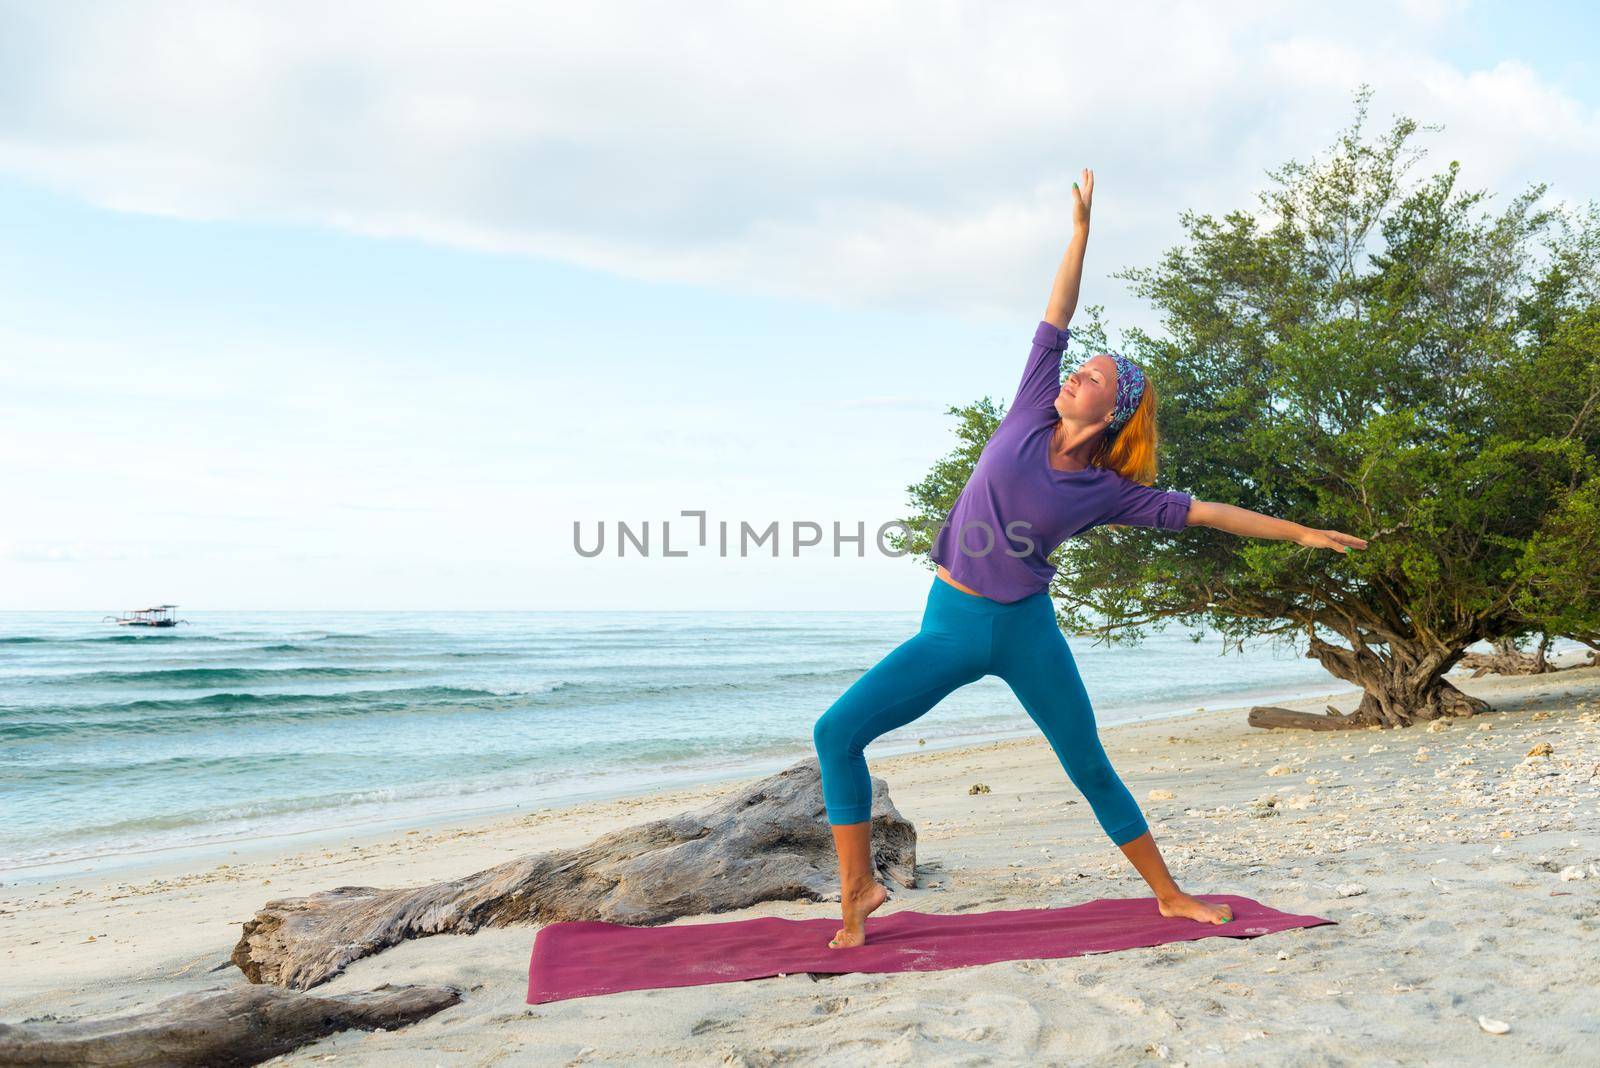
top-left (1294, 527), bottom-right (1370, 554)
top-left (1072, 167), bottom-right (1093, 230)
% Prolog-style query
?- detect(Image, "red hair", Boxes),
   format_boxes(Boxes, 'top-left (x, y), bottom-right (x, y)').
top-left (1089, 376), bottom-right (1160, 485)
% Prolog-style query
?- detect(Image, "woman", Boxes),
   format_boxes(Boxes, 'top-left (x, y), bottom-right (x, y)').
top-left (811, 168), bottom-right (1369, 950)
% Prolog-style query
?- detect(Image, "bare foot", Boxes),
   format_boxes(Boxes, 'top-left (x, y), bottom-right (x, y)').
top-left (1158, 892), bottom-right (1234, 925)
top-left (828, 877), bottom-right (889, 948)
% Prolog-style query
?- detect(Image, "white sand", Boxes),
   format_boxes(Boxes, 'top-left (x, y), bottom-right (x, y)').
top-left (3, 656), bottom-right (1598, 1066)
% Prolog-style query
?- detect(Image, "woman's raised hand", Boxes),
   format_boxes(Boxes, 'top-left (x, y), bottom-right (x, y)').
top-left (1294, 527), bottom-right (1370, 554)
top-left (1072, 167), bottom-right (1094, 230)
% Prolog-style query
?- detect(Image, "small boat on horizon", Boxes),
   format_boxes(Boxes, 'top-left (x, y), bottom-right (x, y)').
top-left (102, 605), bottom-right (190, 628)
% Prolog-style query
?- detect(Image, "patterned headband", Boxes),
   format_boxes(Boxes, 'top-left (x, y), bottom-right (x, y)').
top-left (1105, 352), bottom-right (1146, 436)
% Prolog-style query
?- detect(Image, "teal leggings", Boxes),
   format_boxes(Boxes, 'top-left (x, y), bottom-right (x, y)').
top-left (812, 576), bottom-right (1149, 846)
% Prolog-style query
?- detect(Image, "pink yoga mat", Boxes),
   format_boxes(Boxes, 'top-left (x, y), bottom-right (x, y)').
top-left (527, 894), bottom-right (1334, 1003)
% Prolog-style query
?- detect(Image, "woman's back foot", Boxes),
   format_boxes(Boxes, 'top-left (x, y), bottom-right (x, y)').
top-left (1157, 891), bottom-right (1233, 924)
top-left (828, 878), bottom-right (889, 948)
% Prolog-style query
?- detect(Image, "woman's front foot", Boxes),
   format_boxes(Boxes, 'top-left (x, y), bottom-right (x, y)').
top-left (1157, 891), bottom-right (1233, 924)
top-left (829, 877), bottom-right (889, 948)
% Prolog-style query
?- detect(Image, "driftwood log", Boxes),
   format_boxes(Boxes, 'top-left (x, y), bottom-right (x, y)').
top-left (1248, 704), bottom-right (1371, 731)
top-left (0, 982), bottom-right (460, 1068)
top-left (1457, 638), bottom-right (1562, 678)
top-left (233, 758), bottom-right (916, 990)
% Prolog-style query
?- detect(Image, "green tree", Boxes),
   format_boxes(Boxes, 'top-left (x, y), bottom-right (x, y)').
top-left (900, 86), bottom-right (1600, 728)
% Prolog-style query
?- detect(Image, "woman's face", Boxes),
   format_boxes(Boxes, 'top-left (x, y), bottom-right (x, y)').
top-left (1054, 353), bottom-right (1119, 428)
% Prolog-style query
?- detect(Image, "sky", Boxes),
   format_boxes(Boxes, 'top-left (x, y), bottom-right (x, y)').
top-left (2, 1), bottom-right (1598, 611)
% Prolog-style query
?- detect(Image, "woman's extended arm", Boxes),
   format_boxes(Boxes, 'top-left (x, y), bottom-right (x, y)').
top-left (1187, 500), bottom-right (1370, 555)
top-left (1043, 168), bottom-right (1093, 330)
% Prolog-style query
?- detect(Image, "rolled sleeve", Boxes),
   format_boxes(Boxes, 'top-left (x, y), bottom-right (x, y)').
top-left (1103, 479), bottom-right (1193, 532)
top-left (1012, 320), bottom-right (1072, 411)
top-left (1033, 320), bottom-right (1071, 350)
top-left (1154, 490), bottom-right (1194, 531)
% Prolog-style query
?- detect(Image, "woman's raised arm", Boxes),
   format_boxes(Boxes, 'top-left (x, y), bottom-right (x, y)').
top-left (1188, 500), bottom-right (1370, 554)
top-left (1043, 167), bottom-right (1093, 330)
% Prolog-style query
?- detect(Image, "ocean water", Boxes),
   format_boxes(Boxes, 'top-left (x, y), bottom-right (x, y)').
top-left (0, 608), bottom-right (1500, 881)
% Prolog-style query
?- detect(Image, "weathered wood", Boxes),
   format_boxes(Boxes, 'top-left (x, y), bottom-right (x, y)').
top-left (0, 982), bottom-right (460, 1067)
top-left (1247, 705), bottom-right (1368, 731)
top-left (1304, 637), bottom-right (1491, 727)
top-left (232, 758), bottom-right (915, 990)
top-left (1457, 639), bottom-right (1561, 678)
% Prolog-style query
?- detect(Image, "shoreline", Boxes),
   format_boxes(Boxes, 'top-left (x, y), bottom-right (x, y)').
top-left (8, 620), bottom-right (1586, 888)
top-left (1, 671), bottom-right (1382, 888)
top-left (3, 654), bottom-right (1585, 891)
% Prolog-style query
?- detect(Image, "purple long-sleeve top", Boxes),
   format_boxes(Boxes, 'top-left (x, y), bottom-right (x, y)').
top-left (928, 320), bottom-right (1194, 603)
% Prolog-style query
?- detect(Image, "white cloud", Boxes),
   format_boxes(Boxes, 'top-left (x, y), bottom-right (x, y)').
top-left (1, 541), bottom-right (158, 563)
top-left (1, 2), bottom-right (1595, 323)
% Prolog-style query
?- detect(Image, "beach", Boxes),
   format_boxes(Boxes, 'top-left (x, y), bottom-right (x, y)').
top-left (3, 653), bottom-right (1597, 1065)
